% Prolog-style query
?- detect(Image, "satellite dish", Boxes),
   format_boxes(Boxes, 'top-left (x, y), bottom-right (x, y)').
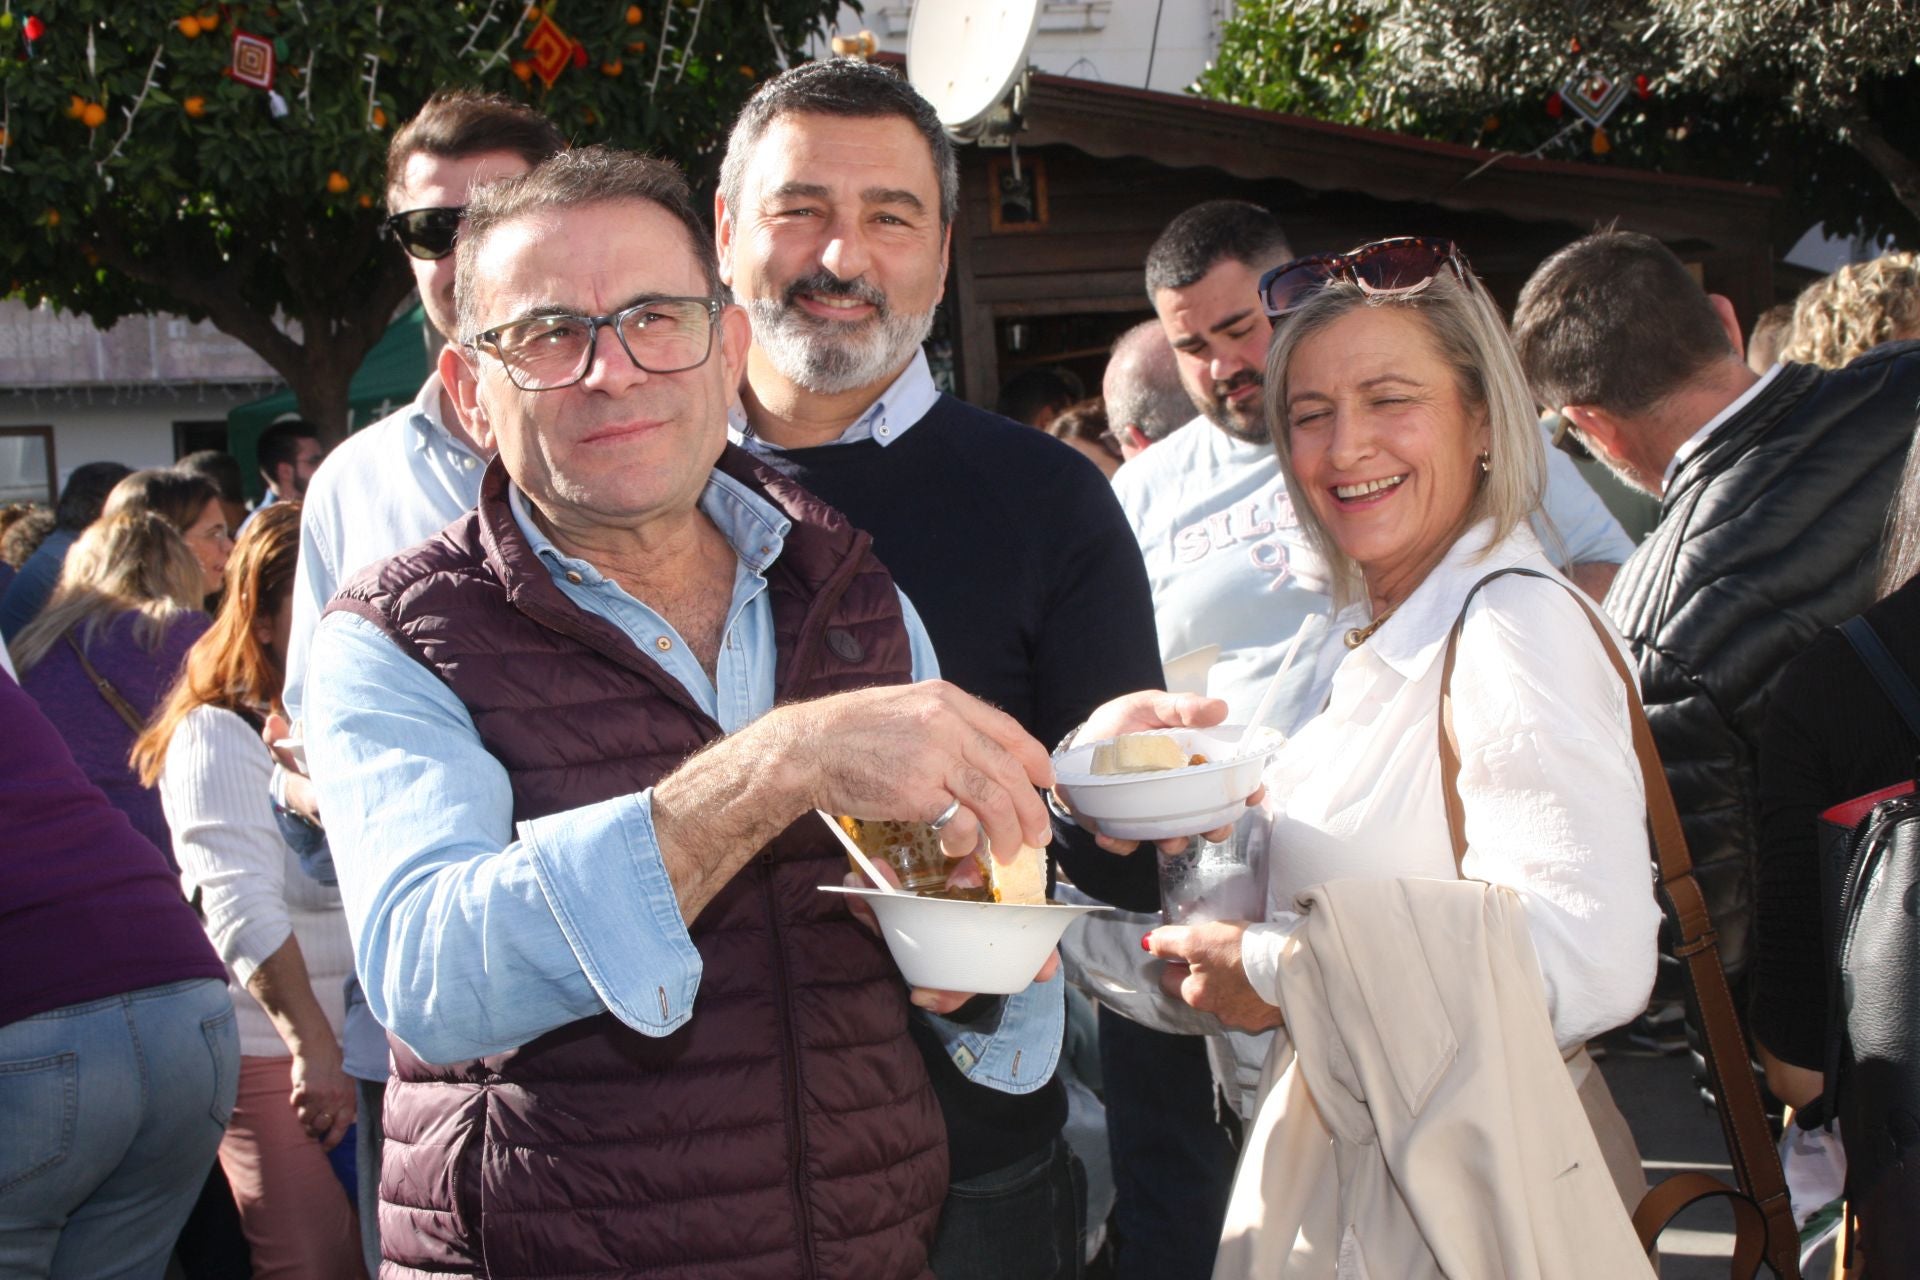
top-left (906, 0), bottom-right (1043, 142)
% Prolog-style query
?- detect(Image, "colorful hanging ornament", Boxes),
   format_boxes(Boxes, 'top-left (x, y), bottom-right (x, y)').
top-left (21, 12), bottom-right (43, 53)
top-left (1591, 126), bottom-right (1612, 155)
top-left (1545, 92), bottom-right (1565, 119)
top-left (523, 11), bottom-right (576, 87)
top-left (1633, 73), bottom-right (1652, 101)
top-left (1560, 66), bottom-right (1628, 128)
top-left (229, 30), bottom-right (275, 90)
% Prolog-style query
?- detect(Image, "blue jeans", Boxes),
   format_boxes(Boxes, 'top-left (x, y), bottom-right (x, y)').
top-left (1098, 1006), bottom-right (1240, 1280)
top-left (928, 1137), bottom-right (1084, 1280)
top-left (0, 979), bottom-right (237, 1279)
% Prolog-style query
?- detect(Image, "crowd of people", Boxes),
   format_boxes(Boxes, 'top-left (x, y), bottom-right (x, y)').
top-left (4, 53), bottom-right (1920, 1280)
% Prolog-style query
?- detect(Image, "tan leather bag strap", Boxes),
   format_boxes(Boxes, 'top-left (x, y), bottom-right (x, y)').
top-left (1438, 567), bottom-right (1800, 1279)
top-left (64, 630), bottom-right (149, 735)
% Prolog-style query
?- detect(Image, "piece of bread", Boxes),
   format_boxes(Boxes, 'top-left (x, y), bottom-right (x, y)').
top-left (974, 843), bottom-right (1048, 905)
top-left (1090, 732), bottom-right (1188, 774)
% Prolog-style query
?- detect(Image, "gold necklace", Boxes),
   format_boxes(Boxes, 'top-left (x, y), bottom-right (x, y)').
top-left (1344, 608), bottom-right (1397, 649)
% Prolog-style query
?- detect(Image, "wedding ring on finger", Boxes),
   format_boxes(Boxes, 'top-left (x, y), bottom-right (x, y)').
top-left (927, 799), bottom-right (963, 832)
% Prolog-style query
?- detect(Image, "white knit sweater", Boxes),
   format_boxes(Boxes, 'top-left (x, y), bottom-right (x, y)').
top-left (161, 704), bottom-right (353, 1059)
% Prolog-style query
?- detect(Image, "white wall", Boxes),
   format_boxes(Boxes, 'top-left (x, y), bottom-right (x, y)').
top-left (0, 385), bottom-right (275, 496)
top-left (817, 0), bottom-right (1231, 96)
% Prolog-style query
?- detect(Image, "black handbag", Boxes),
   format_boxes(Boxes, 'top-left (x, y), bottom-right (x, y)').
top-left (1821, 615), bottom-right (1920, 1272)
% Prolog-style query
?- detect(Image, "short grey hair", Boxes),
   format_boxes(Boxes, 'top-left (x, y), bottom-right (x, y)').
top-left (1104, 319), bottom-right (1192, 442)
top-left (1265, 269), bottom-right (1548, 606)
top-left (718, 58), bottom-right (959, 230)
top-left (453, 146), bottom-right (719, 343)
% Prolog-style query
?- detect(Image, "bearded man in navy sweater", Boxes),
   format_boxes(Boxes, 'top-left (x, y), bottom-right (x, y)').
top-left (717, 59), bottom-right (1168, 1280)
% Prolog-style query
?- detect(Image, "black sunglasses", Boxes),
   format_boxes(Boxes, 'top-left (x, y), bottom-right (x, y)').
top-left (1257, 237), bottom-right (1471, 319)
top-left (385, 206), bottom-right (464, 261)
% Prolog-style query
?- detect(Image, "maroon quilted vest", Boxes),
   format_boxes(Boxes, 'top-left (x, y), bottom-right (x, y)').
top-left (328, 449), bottom-right (945, 1280)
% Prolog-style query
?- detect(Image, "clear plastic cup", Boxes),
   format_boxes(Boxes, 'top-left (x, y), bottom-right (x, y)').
top-left (1159, 832), bottom-right (1264, 925)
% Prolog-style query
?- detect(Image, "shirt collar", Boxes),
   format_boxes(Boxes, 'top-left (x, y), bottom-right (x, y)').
top-left (731, 349), bottom-right (939, 452)
top-left (1343, 520), bottom-right (1545, 684)
top-left (507, 468), bottom-right (793, 586)
top-left (406, 371), bottom-right (482, 460)
top-left (1661, 362), bottom-right (1783, 492)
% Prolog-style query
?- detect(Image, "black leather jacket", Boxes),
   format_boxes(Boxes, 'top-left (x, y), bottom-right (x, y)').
top-left (1606, 343), bottom-right (1920, 991)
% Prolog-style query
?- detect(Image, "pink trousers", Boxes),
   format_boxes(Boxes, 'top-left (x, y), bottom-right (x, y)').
top-left (218, 1056), bottom-right (368, 1280)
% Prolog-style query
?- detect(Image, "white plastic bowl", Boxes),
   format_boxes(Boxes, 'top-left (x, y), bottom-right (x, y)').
top-left (818, 886), bottom-right (1108, 994)
top-left (1052, 725), bottom-right (1283, 841)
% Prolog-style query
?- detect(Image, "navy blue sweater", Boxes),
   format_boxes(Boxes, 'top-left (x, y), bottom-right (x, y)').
top-left (753, 393), bottom-right (1165, 1177)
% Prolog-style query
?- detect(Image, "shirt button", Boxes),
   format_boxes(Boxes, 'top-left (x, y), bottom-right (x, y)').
top-left (565, 571), bottom-right (583, 584)
top-left (655, 636), bottom-right (673, 652)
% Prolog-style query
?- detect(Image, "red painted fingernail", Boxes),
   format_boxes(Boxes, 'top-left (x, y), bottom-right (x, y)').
top-left (1140, 932), bottom-right (1153, 952)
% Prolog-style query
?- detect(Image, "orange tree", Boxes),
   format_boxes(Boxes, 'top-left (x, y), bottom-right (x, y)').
top-left (0, 1), bottom-right (843, 442)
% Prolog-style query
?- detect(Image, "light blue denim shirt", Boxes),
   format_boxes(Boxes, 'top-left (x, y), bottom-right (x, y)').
top-left (306, 465), bottom-right (1062, 1088)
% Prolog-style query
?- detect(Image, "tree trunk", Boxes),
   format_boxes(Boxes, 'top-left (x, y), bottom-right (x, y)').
top-left (1839, 111), bottom-right (1920, 231)
top-left (291, 370), bottom-right (357, 449)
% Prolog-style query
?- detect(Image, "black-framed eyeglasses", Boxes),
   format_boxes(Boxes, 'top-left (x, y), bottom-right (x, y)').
top-left (1257, 237), bottom-right (1472, 319)
top-left (385, 206), bottom-right (464, 261)
top-left (467, 297), bottom-right (724, 392)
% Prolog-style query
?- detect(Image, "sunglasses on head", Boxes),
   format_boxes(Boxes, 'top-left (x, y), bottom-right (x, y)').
top-left (1257, 237), bottom-right (1472, 319)
top-left (385, 206), bottom-right (465, 261)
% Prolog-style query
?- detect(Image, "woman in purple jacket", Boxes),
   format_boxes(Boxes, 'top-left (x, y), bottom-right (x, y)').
top-left (13, 510), bottom-right (209, 865)
top-left (0, 669), bottom-right (237, 1277)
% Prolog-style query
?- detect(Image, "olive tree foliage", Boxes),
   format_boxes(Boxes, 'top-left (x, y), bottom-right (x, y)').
top-left (1198, 0), bottom-right (1920, 248)
top-left (0, 0), bottom-right (844, 441)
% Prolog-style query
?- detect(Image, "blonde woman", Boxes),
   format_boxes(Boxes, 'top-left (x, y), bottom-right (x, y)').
top-left (1783, 251), bottom-right (1920, 369)
top-left (1077, 241), bottom-right (1661, 1273)
top-left (133, 503), bottom-right (367, 1280)
top-left (15, 511), bottom-right (209, 863)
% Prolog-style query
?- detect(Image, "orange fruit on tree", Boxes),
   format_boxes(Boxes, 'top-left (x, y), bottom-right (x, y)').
top-left (81, 102), bottom-right (107, 128)
top-left (66, 94), bottom-right (87, 120)
top-left (45, 209), bottom-right (61, 228)
top-left (0, 127), bottom-right (8, 147)
top-left (197, 10), bottom-right (219, 29)
top-left (626, 39), bottom-right (646, 53)
top-left (326, 171), bottom-right (351, 194)
top-left (625, 5), bottom-right (642, 22)
top-left (358, 193), bottom-right (374, 209)
top-left (601, 59), bottom-right (622, 76)
top-left (184, 95), bottom-right (207, 118)
top-left (511, 60), bottom-right (533, 82)
top-left (739, 65), bottom-right (754, 78)
top-left (371, 106), bottom-right (388, 128)
top-left (177, 14), bottom-right (201, 37)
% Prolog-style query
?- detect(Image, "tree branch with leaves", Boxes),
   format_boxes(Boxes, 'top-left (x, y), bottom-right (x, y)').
top-left (0, 0), bottom-right (843, 443)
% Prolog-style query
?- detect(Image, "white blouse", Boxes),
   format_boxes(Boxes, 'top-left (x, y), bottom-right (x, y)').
top-left (1240, 523), bottom-right (1661, 1049)
top-left (161, 704), bottom-right (354, 1059)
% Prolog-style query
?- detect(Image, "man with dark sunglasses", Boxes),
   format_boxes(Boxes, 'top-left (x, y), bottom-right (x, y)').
top-left (285, 88), bottom-right (563, 730)
top-left (275, 86), bottom-right (563, 1277)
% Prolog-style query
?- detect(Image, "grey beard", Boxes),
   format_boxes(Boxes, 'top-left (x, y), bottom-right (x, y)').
top-left (746, 295), bottom-right (936, 395)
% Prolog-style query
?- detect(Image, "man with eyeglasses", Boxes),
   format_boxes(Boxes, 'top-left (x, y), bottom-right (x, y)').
top-left (714, 59), bottom-right (1166, 1280)
top-left (272, 87), bottom-right (563, 1276)
top-left (300, 145), bottom-right (1074, 1279)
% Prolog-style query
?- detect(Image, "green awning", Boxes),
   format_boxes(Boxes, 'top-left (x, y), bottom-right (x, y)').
top-left (225, 304), bottom-right (431, 500)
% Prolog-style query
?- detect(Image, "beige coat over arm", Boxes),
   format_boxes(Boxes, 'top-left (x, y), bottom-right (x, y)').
top-left (1214, 877), bottom-right (1653, 1280)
